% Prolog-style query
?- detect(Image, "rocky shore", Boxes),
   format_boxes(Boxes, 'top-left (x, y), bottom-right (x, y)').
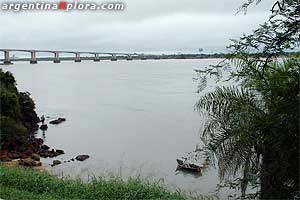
top-left (0, 69), bottom-right (89, 170)
top-left (0, 134), bottom-right (65, 167)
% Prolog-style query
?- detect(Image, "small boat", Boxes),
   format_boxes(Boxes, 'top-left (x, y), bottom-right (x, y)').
top-left (176, 159), bottom-right (202, 172)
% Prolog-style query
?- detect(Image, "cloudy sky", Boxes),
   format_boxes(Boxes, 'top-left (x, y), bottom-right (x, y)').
top-left (0, 0), bottom-right (274, 54)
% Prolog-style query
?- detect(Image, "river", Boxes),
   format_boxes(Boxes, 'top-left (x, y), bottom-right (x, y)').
top-left (2, 59), bottom-right (226, 197)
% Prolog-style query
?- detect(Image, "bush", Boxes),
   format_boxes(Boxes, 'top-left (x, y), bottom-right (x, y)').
top-left (0, 116), bottom-right (26, 146)
top-left (0, 69), bottom-right (38, 148)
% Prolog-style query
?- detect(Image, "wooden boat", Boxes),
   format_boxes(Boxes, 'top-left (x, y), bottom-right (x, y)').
top-left (176, 159), bottom-right (202, 172)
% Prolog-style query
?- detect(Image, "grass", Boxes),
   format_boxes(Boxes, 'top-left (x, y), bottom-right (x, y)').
top-left (0, 165), bottom-right (186, 200)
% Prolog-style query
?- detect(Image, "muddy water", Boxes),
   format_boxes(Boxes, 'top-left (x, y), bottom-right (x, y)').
top-left (2, 59), bottom-right (226, 196)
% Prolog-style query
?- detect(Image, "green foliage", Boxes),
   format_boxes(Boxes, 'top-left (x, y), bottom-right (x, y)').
top-left (195, 1), bottom-right (299, 198)
top-left (231, 0), bottom-right (300, 55)
top-left (196, 58), bottom-right (299, 199)
top-left (0, 70), bottom-right (17, 93)
top-left (0, 69), bottom-right (21, 120)
top-left (0, 165), bottom-right (186, 200)
top-left (19, 92), bottom-right (36, 113)
top-left (18, 91), bottom-right (39, 129)
top-left (0, 116), bottom-right (26, 147)
top-left (0, 87), bottom-right (22, 121)
top-left (0, 68), bottom-right (38, 147)
top-left (0, 185), bottom-right (57, 200)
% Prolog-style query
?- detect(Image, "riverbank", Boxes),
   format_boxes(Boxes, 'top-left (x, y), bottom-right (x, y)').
top-left (0, 165), bottom-right (185, 200)
top-left (0, 69), bottom-right (68, 169)
top-left (1, 60), bottom-right (217, 193)
top-left (0, 68), bottom-right (188, 199)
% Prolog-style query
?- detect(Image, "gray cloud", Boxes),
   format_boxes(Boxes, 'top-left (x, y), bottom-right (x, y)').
top-left (0, 0), bottom-right (274, 54)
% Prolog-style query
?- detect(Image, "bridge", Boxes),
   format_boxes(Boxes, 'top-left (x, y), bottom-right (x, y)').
top-left (0, 49), bottom-right (154, 65)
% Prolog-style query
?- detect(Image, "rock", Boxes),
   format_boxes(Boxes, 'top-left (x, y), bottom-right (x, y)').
top-left (1, 157), bottom-right (12, 162)
top-left (49, 120), bottom-right (59, 125)
top-left (56, 149), bottom-right (65, 155)
top-left (0, 152), bottom-right (10, 162)
top-left (20, 153), bottom-right (28, 159)
top-left (40, 124), bottom-right (48, 131)
top-left (31, 153), bottom-right (40, 161)
top-left (0, 150), bottom-right (8, 156)
top-left (19, 158), bottom-right (42, 167)
top-left (41, 144), bottom-right (50, 150)
top-left (31, 124), bottom-right (39, 132)
top-left (48, 149), bottom-right (59, 158)
top-left (38, 150), bottom-right (49, 158)
top-left (71, 158), bottom-right (75, 161)
top-left (52, 160), bottom-right (61, 166)
top-left (50, 118), bottom-right (66, 125)
top-left (8, 152), bottom-right (20, 159)
top-left (39, 149), bottom-right (59, 158)
top-left (36, 138), bottom-right (44, 144)
top-left (75, 155), bottom-right (90, 161)
top-left (58, 117), bottom-right (66, 122)
top-left (23, 148), bottom-right (33, 156)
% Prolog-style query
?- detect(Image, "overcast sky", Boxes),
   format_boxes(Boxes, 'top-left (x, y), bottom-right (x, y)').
top-left (0, 0), bottom-right (275, 54)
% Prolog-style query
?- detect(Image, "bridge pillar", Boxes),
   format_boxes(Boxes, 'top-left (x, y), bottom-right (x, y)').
top-left (30, 51), bottom-right (37, 64)
top-left (94, 54), bottom-right (100, 62)
top-left (110, 54), bottom-right (117, 61)
top-left (126, 55), bottom-right (133, 61)
top-left (3, 50), bottom-right (12, 65)
top-left (75, 53), bottom-right (81, 62)
top-left (53, 52), bottom-right (61, 63)
top-left (141, 54), bottom-right (147, 60)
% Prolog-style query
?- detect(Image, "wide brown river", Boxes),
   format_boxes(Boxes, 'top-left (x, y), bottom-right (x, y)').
top-left (3, 59), bottom-right (230, 197)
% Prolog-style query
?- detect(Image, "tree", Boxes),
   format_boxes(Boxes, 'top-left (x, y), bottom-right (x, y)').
top-left (0, 69), bottom-right (39, 148)
top-left (195, 0), bottom-right (299, 199)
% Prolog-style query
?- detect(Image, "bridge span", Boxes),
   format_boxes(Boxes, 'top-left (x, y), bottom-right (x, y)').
top-left (0, 49), bottom-right (152, 65)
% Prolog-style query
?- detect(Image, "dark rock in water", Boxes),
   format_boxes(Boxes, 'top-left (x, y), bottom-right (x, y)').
top-left (39, 149), bottom-right (60, 158)
top-left (52, 160), bottom-right (61, 166)
top-left (56, 149), bottom-right (65, 155)
top-left (75, 155), bottom-right (90, 161)
top-left (40, 124), bottom-right (48, 131)
top-left (71, 158), bottom-right (75, 161)
top-left (50, 118), bottom-right (66, 125)
top-left (49, 120), bottom-right (58, 124)
top-left (58, 117), bottom-right (66, 122)
top-left (41, 144), bottom-right (50, 150)
top-left (49, 149), bottom-right (59, 158)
